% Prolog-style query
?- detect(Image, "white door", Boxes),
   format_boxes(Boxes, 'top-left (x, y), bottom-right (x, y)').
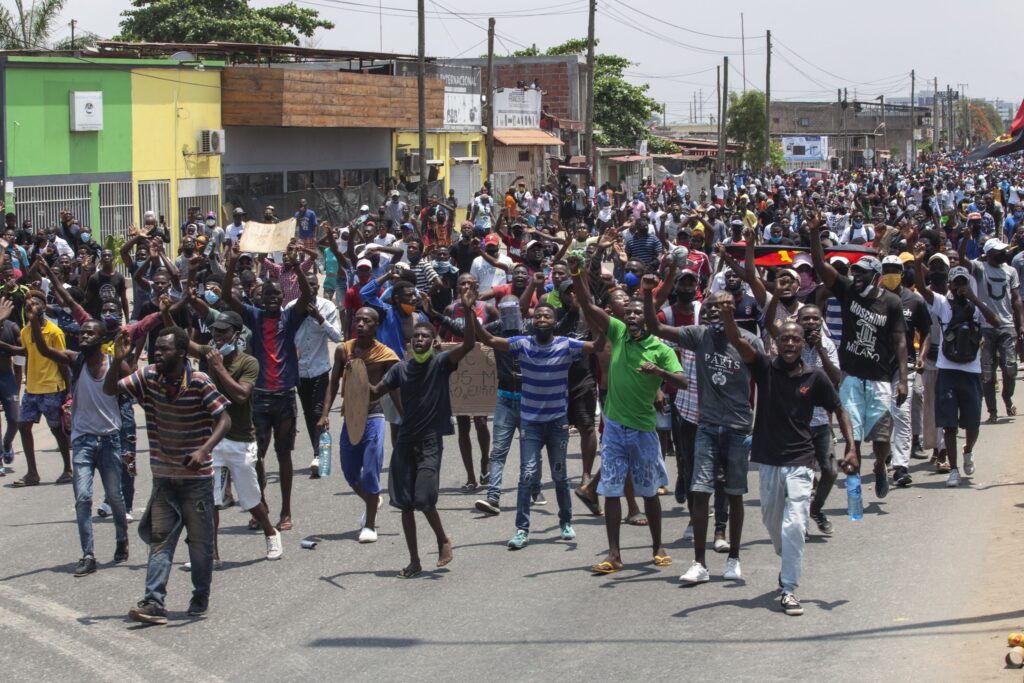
top-left (450, 162), bottom-right (472, 208)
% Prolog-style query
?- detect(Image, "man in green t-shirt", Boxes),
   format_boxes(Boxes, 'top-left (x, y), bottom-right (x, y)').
top-left (567, 254), bottom-right (686, 575)
top-left (190, 311), bottom-right (283, 565)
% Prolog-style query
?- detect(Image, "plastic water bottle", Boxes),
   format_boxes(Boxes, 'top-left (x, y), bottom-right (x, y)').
top-left (318, 432), bottom-right (332, 477)
top-left (846, 474), bottom-right (863, 520)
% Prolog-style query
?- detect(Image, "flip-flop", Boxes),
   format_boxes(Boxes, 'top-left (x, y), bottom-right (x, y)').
top-left (397, 564), bottom-right (422, 579)
top-left (55, 472), bottom-right (72, 484)
top-left (1008, 405), bottom-right (1018, 416)
top-left (653, 554), bottom-right (673, 567)
top-left (248, 517), bottom-right (260, 530)
top-left (574, 487), bottom-right (602, 516)
top-left (11, 477), bottom-right (39, 488)
top-left (276, 519), bottom-right (294, 531)
top-left (590, 561), bottom-right (621, 575)
top-left (625, 512), bottom-right (648, 527)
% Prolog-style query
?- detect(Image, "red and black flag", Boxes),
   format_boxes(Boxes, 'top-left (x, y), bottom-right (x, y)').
top-left (722, 243), bottom-right (878, 267)
top-left (966, 99), bottom-right (1024, 162)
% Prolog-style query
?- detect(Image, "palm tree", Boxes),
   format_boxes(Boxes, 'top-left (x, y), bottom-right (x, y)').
top-left (0, 0), bottom-right (68, 50)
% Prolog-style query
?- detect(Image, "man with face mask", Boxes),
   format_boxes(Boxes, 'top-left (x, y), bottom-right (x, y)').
top-left (202, 211), bottom-right (225, 257)
top-left (809, 214), bottom-right (907, 500)
top-left (84, 248), bottom-right (129, 320)
top-left (965, 238), bottom-right (1024, 423)
top-left (470, 233), bottom-right (513, 289)
top-left (226, 207), bottom-right (246, 247)
top-left (879, 254), bottom-right (931, 488)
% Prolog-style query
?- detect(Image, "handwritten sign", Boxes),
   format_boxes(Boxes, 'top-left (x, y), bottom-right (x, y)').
top-left (442, 343), bottom-right (497, 416)
top-left (238, 218), bottom-right (296, 254)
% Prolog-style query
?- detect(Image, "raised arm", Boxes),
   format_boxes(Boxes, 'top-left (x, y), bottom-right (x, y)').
top-left (641, 273), bottom-right (681, 343)
top-left (567, 253), bottom-right (610, 335)
top-left (221, 243), bottom-right (245, 315)
top-left (447, 288), bottom-right (478, 364)
top-left (808, 210), bottom-right (838, 289)
top-left (469, 301), bottom-right (509, 353)
top-left (912, 242), bottom-right (934, 305)
top-left (29, 309), bottom-right (75, 365)
top-left (204, 348), bottom-right (253, 405)
top-left (717, 292), bottom-right (758, 364)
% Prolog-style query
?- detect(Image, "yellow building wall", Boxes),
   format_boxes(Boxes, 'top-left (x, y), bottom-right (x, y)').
top-left (393, 130), bottom-right (487, 196)
top-left (131, 68), bottom-right (222, 251)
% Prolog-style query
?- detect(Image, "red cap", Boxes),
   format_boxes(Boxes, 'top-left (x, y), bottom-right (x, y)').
top-left (483, 234), bottom-right (500, 247)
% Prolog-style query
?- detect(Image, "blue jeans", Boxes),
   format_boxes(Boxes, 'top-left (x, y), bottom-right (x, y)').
top-left (117, 398), bottom-right (136, 510)
top-left (138, 477), bottom-right (215, 608)
top-left (487, 395), bottom-right (520, 501)
top-left (515, 418), bottom-right (572, 531)
top-left (72, 433), bottom-right (127, 557)
top-left (692, 423), bottom-right (750, 496)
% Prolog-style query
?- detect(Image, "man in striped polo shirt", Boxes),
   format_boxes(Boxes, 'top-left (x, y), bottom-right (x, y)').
top-left (472, 303), bottom-right (605, 550)
top-left (105, 326), bottom-right (230, 624)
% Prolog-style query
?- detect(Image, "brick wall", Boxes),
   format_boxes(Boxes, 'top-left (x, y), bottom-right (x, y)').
top-left (483, 61), bottom-right (574, 120)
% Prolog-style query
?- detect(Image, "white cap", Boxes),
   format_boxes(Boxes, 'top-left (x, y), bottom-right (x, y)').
top-left (359, 204), bottom-right (370, 212)
top-left (928, 252), bottom-right (950, 268)
top-left (356, 258), bottom-right (373, 269)
top-left (881, 254), bottom-right (903, 266)
top-left (983, 238), bottom-right (1008, 254)
top-left (828, 255), bottom-right (851, 266)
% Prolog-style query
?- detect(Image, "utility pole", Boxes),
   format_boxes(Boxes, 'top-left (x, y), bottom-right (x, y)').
top-left (417, 0), bottom-right (428, 208)
top-left (584, 0), bottom-right (596, 179)
top-left (932, 77), bottom-right (938, 152)
top-left (948, 85), bottom-right (956, 150)
top-left (880, 94), bottom-right (886, 157)
top-left (909, 70), bottom-right (916, 169)
top-left (740, 12), bottom-right (746, 95)
top-left (699, 88), bottom-right (703, 123)
top-left (716, 65), bottom-right (722, 175)
top-left (69, 19), bottom-right (77, 50)
top-left (485, 18), bottom-right (495, 189)
top-left (764, 29), bottom-right (771, 169)
top-left (843, 88), bottom-right (848, 169)
top-left (957, 83), bottom-right (969, 146)
top-left (719, 56), bottom-right (728, 173)
top-left (837, 89), bottom-right (843, 169)
top-left (662, 102), bottom-right (666, 128)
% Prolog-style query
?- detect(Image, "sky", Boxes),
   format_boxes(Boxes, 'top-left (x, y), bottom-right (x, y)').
top-left (56, 0), bottom-right (1024, 123)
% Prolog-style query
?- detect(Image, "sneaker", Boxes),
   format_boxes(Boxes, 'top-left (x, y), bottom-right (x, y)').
top-left (781, 592), bottom-right (804, 616)
top-left (723, 557), bottom-right (742, 581)
top-left (963, 452), bottom-right (975, 476)
top-left (713, 535), bottom-right (730, 553)
top-left (682, 525), bottom-right (694, 541)
top-left (893, 466), bottom-right (912, 488)
top-left (187, 593), bottom-right (209, 617)
top-left (810, 511), bottom-right (834, 536)
top-left (358, 527), bottom-right (378, 543)
top-left (475, 498), bottom-right (500, 515)
top-left (310, 457), bottom-right (320, 479)
top-left (265, 530), bottom-right (284, 559)
top-left (946, 468), bottom-right (961, 488)
top-left (679, 561), bottom-right (710, 585)
top-left (532, 490), bottom-right (547, 506)
top-left (507, 529), bottom-right (529, 550)
top-left (126, 512), bottom-right (135, 523)
top-left (114, 540), bottom-right (129, 564)
top-left (2, 448), bottom-right (13, 465)
top-left (874, 468), bottom-right (890, 498)
top-left (560, 522), bottom-right (576, 541)
top-left (74, 555), bottom-right (97, 577)
top-left (96, 502), bottom-right (111, 518)
top-left (129, 600), bottom-right (167, 625)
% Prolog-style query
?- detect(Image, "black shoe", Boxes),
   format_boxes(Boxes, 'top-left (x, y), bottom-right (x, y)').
top-left (910, 441), bottom-right (927, 459)
top-left (187, 593), bottom-right (209, 617)
top-left (129, 600), bottom-right (167, 625)
top-left (114, 540), bottom-right (129, 564)
top-left (532, 491), bottom-right (547, 506)
top-left (874, 468), bottom-right (890, 499)
top-left (810, 511), bottom-right (834, 536)
top-left (474, 498), bottom-right (500, 515)
top-left (893, 467), bottom-right (912, 488)
top-left (74, 555), bottom-right (97, 577)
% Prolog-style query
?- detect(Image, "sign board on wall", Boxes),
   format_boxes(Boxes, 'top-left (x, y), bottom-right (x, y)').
top-left (781, 135), bottom-right (828, 161)
top-left (69, 91), bottom-right (103, 131)
top-left (395, 63), bottom-right (481, 129)
top-left (492, 88), bottom-right (542, 129)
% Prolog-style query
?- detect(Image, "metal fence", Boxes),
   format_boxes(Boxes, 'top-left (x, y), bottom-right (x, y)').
top-left (98, 181), bottom-right (134, 275)
top-left (13, 183), bottom-right (91, 231)
top-left (177, 194), bottom-right (220, 230)
top-left (137, 180), bottom-right (171, 232)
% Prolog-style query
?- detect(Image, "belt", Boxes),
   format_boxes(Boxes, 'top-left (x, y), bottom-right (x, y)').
top-left (254, 387), bottom-right (296, 396)
top-left (497, 389), bottom-right (521, 401)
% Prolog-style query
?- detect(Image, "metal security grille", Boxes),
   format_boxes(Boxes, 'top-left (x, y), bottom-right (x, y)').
top-left (99, 181), bottom-right (134, 276)
top-left (137, 180), bottom-right (171, 232)
top-left (13, 183), bottom-right (91, 232)
top-left (177, 195), bottom-right (220, 230)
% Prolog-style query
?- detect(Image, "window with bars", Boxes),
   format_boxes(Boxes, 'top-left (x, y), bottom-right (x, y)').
top-left (13, 183), bottom-right (91, 232)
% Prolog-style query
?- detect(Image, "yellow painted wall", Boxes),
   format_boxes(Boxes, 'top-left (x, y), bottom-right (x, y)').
top-left (393, 130), bottom-right (487, 196)
top-left (131, 68), bottom-right (222, 250)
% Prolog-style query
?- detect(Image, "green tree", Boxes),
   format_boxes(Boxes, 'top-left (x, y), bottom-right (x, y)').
top-left (726, 90), bottom-right (768, 168)
top-left (0, 0), bottom-right (66, 49)
top-left (508, 38), bottom-right (664, 149)
top-left (118, 0), bottom-right (334, 45)
top-left (958, 99), bottom-right (1003, 143)
top-left (770, 140), bottom-right (784, 168)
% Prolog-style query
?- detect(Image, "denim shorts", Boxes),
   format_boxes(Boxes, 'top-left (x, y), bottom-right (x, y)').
top-left (691, 422), bottom-right (750, 496)
top-left (839, 375), bottom-right (892, 443)
top-left (252, 389), bottom-right (297, 453)
top-left (596, 417), bottom-right (668, 498)
top-left (20, 391), bottom-right (65, 428)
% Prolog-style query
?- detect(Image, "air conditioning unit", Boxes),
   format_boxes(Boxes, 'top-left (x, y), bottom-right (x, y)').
top-left (199, 129), bottom-right (226, 155)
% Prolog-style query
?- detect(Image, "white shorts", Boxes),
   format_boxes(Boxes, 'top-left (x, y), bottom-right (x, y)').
top-left (213, 438), bottom-right (261, 511)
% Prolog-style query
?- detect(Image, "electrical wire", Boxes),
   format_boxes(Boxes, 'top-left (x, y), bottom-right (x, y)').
top-left (607, 0), bottom-right (764, 41)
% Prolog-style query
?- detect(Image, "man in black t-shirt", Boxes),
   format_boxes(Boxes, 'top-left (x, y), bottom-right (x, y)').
top-left (809, 216), bottom-right (907, 501)
top-left (84, 249), bottom-right (129, 320)
top-left (368, 292), bottom-right (476, 579)
top-left (722, 312), bottom-right (857, 617)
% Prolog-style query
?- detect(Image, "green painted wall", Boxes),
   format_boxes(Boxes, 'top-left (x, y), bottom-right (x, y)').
top-left (5, 67), bottom-right (133, 178)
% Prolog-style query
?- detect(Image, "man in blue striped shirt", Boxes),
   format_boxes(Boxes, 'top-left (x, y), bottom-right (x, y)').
top-left (472, 304), bottom-right (604, 550)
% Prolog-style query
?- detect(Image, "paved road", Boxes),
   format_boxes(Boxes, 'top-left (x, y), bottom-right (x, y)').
top-left (2, 399), bottom-right (1022, 681)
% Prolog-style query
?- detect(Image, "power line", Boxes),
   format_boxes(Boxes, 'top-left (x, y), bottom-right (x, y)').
top-left (608, 0), bottom-right (763, 40)
top-left (596, 4), bottom-right (764, 57)
top-left (771, 36), bottom-right (910, 88)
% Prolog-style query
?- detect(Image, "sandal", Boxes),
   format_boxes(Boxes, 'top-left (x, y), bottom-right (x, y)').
top-left (460, 481), bottom-right (479, 493)
top-left (1008, 404), bottom-right (1018, 417)
top-left (55, 471), bottom-right (72, 484)
top-left (397, 563), bottom-right (422, 579)
top-left (574, 487), bottom-right (602, 516)
top-left (12, 477), bottom-right (39, 488)
top-left (653, 554), bottom-right (673, 567)
top-left (590, 561), bottom-right (621, 575)
top-left (625, 512), bottom-right (648, 527)
top-left (276, 518), bottom-right (294, 531)
top-left (248, 517), bottom-right (260, 530)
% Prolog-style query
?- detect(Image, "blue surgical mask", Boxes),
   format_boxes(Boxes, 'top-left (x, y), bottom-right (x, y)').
top-left (100, 313), bottom-right (121, 331)
top-left (216, 342), bottom-right (236, 356)
top-left (203, 290), bottom-right (220, 305)
top-left (769, 235), bottom-right (782, 244)
top-left (623, 272), bottom-right (640, 288)
top-left (82, 233), bottom-right (92, 243)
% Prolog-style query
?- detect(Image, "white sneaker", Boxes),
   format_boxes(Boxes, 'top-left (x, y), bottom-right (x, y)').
top-left (680, 561), bottom-right (710, 585)
top-left (723, 557), bottom-right (742, 580)
top-left (358, 527), bottom-right (378, 543)
top-left (682, 525), bottom-right (694, 541)
top-left (359, 496), bottom-right (385, 529)
top-left (946, 468), bottom-right (961, 488)
top-left (265, 530), bottom-right (283, 560)
top-left (183, 561), bottom-right (191, 571)
top-left (713, 537), bottom-right (731, 553)
top-left (963, 452), bottom-right (975, 476)
top-left (126, 512), bottom-right (135, 523)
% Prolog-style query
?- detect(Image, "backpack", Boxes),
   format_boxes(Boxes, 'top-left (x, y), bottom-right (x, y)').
top-left (942, 301), bottom-right (981, 364)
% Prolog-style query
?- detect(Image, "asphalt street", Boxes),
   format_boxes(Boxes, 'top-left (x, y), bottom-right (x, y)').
top-left (1, 398), bottom-right (1022, 682)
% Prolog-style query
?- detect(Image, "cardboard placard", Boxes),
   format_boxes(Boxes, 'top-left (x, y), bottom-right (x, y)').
top-left (342, 358), bottom-right (369, 444)
top-left (442, 343), bottom-right (497, 416)
top-left (237, 218), bottom-right (297, 254)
